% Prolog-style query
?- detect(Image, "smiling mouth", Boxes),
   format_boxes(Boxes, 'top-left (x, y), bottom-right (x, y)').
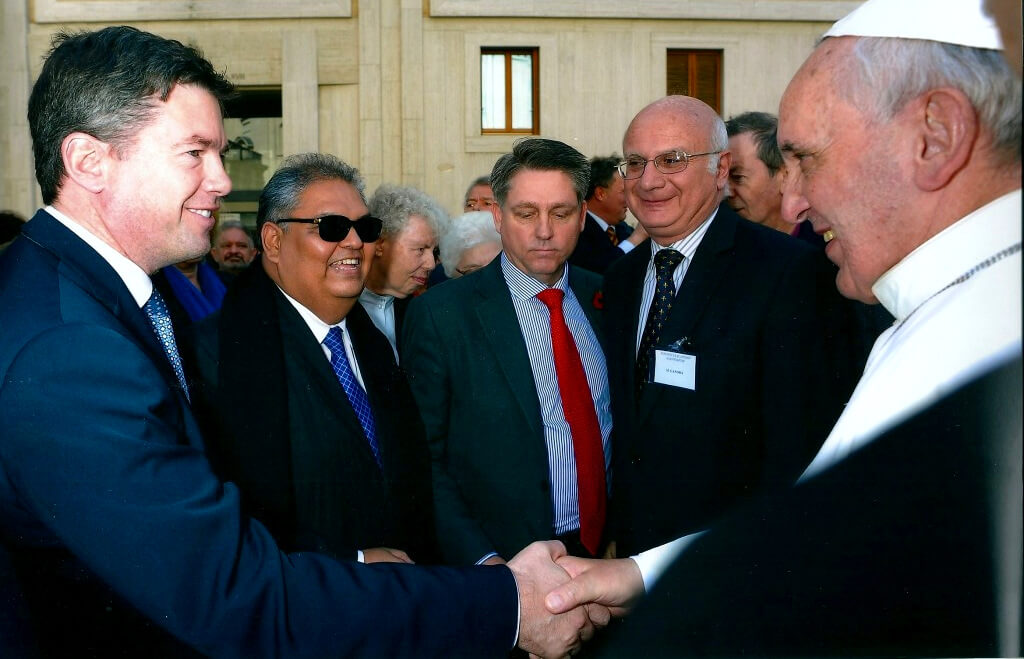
top-left (330, 257), bottom-right (361, 267)
top-left (187, 208), bottom-right (213, 218)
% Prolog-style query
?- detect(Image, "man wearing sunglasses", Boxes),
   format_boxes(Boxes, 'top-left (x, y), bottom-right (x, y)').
top-left (186, 152), bottom-right (438, 568)
top-left (600, 95), bottom-right (866, 560)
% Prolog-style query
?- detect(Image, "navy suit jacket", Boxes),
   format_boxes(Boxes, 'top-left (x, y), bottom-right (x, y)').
top-left (604, 205), bottom-right (866, 554)
top-left (401, 257), bottom-right (604, 564)
top-left (598, 355), bottom-right (1022, 657)
top-left (0, 210), bottom-right (517, 658)
top-left (568, 211), bottom-right (633, 274)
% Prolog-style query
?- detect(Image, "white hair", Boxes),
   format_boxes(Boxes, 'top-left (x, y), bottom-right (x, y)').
top-left (439, 211), bottom-right (501, 278)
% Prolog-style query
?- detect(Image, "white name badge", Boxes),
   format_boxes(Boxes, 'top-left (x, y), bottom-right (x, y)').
top-left (652, 350), bottom-right (697, 390)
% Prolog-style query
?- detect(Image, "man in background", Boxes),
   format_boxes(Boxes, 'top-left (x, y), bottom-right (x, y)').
top-left (403, 138), bottom-right (613, 565)
top-left (210, 219), bottom-right (257, 277)
top-left (569, 155), bottom-right (648, 273)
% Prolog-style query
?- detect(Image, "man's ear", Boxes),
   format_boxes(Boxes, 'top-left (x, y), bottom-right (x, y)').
top-left (61, 132), bottom-right (109, 194)
top-left (594, 186), bottom-right (608, 202)
top-left (260, 222), bottom-right (283, 264)
top-left (714, 150), bottom-right (732, 192)
top-left (491, 202), bottom-right (503, 234)
top-left (913, 88), bottom-right (976, 191)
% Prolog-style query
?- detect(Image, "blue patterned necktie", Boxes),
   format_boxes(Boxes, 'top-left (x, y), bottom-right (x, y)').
top-left (635, 248), bottom-right (684, 397)
top-left (143, 289), bottom-right (190, 401)
top-left (323, 326), bottom-right (381, 467)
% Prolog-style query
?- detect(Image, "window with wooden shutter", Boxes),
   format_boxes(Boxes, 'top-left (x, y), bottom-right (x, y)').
top-left (666, 49), bottom-right (723, 115)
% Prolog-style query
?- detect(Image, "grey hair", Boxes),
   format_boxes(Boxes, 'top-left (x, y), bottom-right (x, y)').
top-left (257, 152), bottom-right (367, 232)
top-left (213, 219), bottom-right (253, 246)
top-left (725, 111), bottom-right (783, 175)
top-left (490, 138), bottom-right (590, 206)
top-left (707, 114), bottom-right (729, 174)
top-left (368, 183), bottom-right (448, 240)
top-left (440, 211), bottom-right (501, 278)
top-left (464, 175), bottom-right (491, 202)
top-left (839, 37), bottom-right (1021, 165)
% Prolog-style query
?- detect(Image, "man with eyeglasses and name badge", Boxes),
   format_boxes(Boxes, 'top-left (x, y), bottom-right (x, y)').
top-left (186, 153), bottom-right (439, 566)
top-left (600, 96), bottom-right (863, 561)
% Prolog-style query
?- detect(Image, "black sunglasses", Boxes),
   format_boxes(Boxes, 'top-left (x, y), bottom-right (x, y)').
top-left (273, 214), bottom-right (383, 243)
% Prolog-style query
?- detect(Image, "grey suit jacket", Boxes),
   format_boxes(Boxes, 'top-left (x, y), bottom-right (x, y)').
top-left (401, 257), bottom-right (604, 564)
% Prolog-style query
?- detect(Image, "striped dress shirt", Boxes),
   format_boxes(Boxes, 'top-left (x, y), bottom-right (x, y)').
top-left (501, 254), bottom-right (613, 537)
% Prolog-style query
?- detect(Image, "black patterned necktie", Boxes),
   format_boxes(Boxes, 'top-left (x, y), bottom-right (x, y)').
top-left (606, 226), bottom-right (620, 246)
top-left (635, 248), bottom-right (683, 397)
top-left (143, 289), bottom-right (190, 401)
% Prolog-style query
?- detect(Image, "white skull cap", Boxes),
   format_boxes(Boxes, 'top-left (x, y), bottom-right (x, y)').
top-left (825, 0), bottom-right (1003, 50)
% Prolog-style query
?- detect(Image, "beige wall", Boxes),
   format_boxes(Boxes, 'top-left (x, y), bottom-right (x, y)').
top-left (0, 0), bottom-right (853, 218)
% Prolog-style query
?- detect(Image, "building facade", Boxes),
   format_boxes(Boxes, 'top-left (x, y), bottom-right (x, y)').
top-left (1, 0), bottom-right (858, 220)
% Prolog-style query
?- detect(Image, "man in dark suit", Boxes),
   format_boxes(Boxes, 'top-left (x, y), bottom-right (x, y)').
top-left (568, 155), bottom-right (647, 273)
top-left (187, 153), bottom-right (436, 565)
top-left (544, 1), bottom-right (1022, 655)
top-left (604, 95), bottom-right (862, 556)
top-left (0, 26), bottom-right (593, 658)
top-left (402, 138), bottom-right (613, 565)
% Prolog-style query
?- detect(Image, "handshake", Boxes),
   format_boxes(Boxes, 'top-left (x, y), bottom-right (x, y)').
top-left (506, 540), bottom-right (646, 659)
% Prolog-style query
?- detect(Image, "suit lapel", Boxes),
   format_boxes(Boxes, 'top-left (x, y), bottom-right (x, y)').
top-left (473, 259), bottom-right (544, 438)
top-left (276, 296), bottom-right (383, 472)
top-left (635, 207), bottom-right (738, 424)
top-left (615, 245), bottom-right (653, 409)
top-left (345, 303), bottom-right (402, 474)
top-left (22, 211), bottom-right (186, 404)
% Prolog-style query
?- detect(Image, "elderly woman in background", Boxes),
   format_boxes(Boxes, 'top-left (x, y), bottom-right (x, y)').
top-left (360, 183), bottom-right (448, 359)
top-left (440, 210), bottom-right (502, 279)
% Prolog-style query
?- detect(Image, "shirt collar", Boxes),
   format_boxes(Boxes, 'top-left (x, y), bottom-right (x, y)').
top-left (46, 205), bottom-right (153, 308)
top-left (872, 189), bottom-right (1022, 321)
top-left (277, 284), bottom-right (349, 344)
top-left (500, 252), bottom-right (570, 301)
top-left (587, 211), bottom-right (610, 231)
top-left (648, 206), bottom-right (718, 262)
top-left (359, 287), bottom-right (395, 309)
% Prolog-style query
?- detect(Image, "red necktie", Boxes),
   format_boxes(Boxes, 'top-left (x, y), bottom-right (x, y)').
top-left (536, 288), bottom-right (606, 555)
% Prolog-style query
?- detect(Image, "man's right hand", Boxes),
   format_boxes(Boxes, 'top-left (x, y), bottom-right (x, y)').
top-left (546, 556), bottom-right (645, 619)
top-left (508, 541), bottom-right (594, 658)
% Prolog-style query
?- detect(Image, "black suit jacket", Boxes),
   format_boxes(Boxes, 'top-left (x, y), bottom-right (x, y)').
top-left (568, 211), bottom-right (633, 274)
top-left (186, 262), bottom-right (436, 562)
top-left (401, 258), bottom-right (605, 564)
top-left (604, 205), bottom-right (865, 554)
top-left (0, 211), bottom-right (517, 658)
top-left (599, 355), bottom-right (1023, 657)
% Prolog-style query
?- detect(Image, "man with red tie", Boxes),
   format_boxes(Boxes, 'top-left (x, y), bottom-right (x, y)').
top-left (402, 138), bottom-right (612, 565)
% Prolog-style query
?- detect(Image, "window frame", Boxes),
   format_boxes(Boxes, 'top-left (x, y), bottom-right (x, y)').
top-left (480, 47), bottom-right (540, 135)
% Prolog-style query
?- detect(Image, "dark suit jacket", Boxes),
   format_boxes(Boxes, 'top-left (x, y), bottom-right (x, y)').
top-left (186, 262), bottom-right (436, 563)
top-left (568, 211), bottom-right (633, 274)
top-left (604, 205), bottom-right (865, 554)
top-left (0, 210), bottom-right (517, 658)
top-left (599, 355), bottom-right (1023, 657)
top-left (401, 257), bottom-right (604, 564)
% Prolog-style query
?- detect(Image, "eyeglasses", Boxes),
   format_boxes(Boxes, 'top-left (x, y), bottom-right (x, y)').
top-left (273, 214), bottom-right (383, 243)
top-left (617, 150), bottom-right (722, 180)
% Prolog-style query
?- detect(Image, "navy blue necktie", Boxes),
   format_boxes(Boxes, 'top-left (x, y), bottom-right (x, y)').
top-left (143, 289), bottom-right (190, 401)
top-left (323, 326), bottom-right (381, 467)
top-left (636, 248), bottom-right (683, 397)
